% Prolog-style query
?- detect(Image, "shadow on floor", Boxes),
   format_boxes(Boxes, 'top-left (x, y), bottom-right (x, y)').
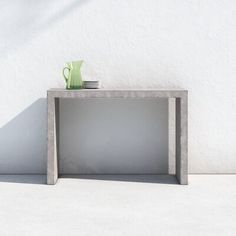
top-left (0, 175), bottom-right (179, 185)
top-left (60, 174), bottom-right (179, 185)
top-left (0, 175), bottom-right (46, 185)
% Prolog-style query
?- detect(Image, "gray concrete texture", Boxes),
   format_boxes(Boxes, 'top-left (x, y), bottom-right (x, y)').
top-left (47, 89), bottom-right (188, 184)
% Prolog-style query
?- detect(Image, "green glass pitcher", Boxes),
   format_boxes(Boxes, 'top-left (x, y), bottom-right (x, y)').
top-left (63, 60), bottom-right (83, 89)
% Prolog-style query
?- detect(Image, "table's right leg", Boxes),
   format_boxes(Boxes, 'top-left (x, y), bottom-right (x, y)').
top-left (175, 95), bottom-right (188, 185)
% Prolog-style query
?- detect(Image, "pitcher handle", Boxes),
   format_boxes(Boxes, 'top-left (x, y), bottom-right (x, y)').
top-left (63, 67), bottom-right (70, 83)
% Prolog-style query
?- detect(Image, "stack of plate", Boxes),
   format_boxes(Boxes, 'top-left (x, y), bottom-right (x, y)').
top-left (83, 80), bottom-right (100, 89)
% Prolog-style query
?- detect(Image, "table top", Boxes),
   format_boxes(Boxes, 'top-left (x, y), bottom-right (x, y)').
top-left (48, 88), bottom-right (187, 92)
top-left (47, 88), bottom-right (188, 98)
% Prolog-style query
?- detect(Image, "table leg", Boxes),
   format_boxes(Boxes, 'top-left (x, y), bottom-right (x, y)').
top-left (47, 95), bottom-right (59, 185)
top-left (175, 95), bottom-right (188, 184)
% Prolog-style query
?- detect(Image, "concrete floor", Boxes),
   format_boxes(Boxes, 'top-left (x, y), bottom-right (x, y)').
top-left (0, 175), bottom-right (235, 236)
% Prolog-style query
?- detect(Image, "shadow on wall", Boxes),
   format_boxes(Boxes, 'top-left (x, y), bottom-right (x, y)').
top-left (0, 98), bottom-right (47, 174)
top-left (0, 0), bottom-right (90, 56)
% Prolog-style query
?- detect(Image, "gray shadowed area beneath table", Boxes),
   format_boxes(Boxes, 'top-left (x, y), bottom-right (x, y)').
top-left (59, 98), bottom-right (168, 174)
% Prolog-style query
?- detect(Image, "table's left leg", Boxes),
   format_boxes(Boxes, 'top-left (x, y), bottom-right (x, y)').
top-left (47, 95), bottom-right (59, 185)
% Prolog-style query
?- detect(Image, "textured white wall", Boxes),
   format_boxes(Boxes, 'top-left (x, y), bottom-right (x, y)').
top-left (59, 98), bottom-right (168, 174)
top-left (0, 0), bottom-right (236, 174)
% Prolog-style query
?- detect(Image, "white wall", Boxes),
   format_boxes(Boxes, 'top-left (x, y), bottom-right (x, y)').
top-left (59, 98), bottom-right (168, 174)
top-left (0, 0), bottom-right (236, 174)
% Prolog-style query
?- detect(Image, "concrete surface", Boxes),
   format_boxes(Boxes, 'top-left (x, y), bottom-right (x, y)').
top-left (47, 89), bottom-right (188, 185)
top-left (0, 174), bottom-right (235, 236)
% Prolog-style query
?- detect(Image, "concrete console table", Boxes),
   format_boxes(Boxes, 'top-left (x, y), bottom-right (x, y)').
top-left (47, 89), bottom-right (188, 185)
